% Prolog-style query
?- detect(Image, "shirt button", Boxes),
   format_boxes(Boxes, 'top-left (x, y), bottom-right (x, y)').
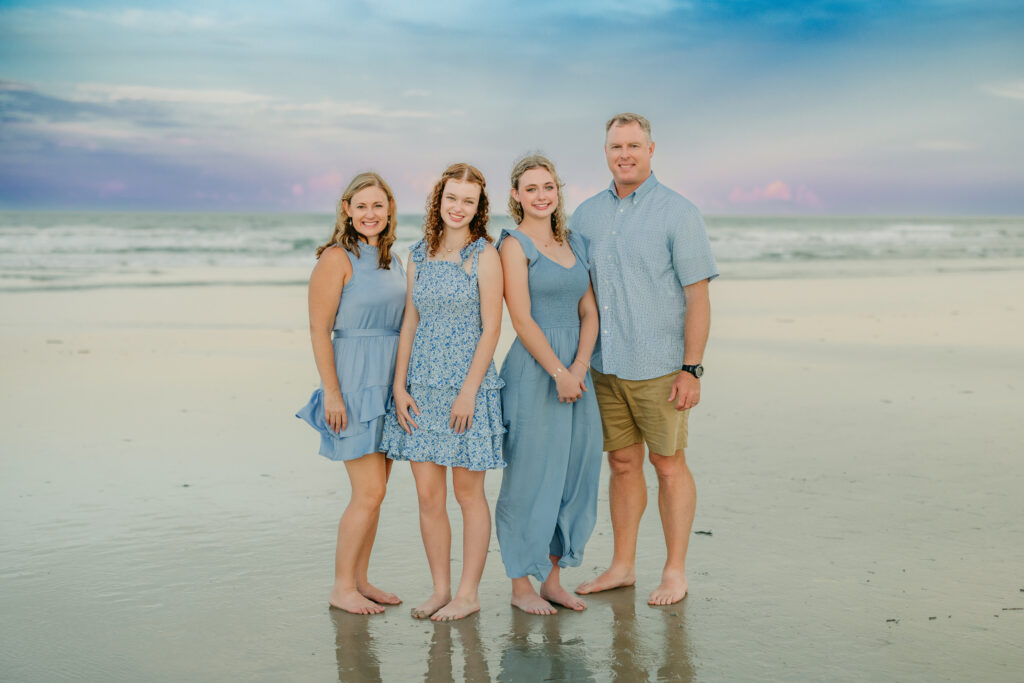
top-left (618, 209), bottom-right (623, 213)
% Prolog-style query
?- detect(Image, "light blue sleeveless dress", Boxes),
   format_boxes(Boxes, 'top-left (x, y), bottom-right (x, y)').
top-left (381, 238), bottom-right (505, 470)
top-left (296, 243), bottom-right (406, 461)
top-left (495, 229), bottom-right (603, 581)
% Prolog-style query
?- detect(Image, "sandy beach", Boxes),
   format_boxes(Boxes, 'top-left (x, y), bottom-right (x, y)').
top-left (2, 259), bottom-right (1023, 681)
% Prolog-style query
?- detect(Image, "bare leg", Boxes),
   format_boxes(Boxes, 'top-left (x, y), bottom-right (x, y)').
top-left (576, 442), bottom-right (644, 594)
top-left (355, 456), bottom-right (400, 604)
top-left (541, 556), bottom-right (586, 611)
top-left (432, 468), bottom-right (489, 621)
top-left (409, 461), bottom-right (452, 618)
top-left (647, 449), bottom-right (695, 605)
top-left (330, 453), bottom-right (388, 614)
top-left (510, 576), bottom-right (556, 615)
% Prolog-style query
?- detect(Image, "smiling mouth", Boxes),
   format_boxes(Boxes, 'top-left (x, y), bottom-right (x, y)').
top-left (448, 212), bottom-right (464, 222)
top-left (361, 220), bottom-right (380, 228)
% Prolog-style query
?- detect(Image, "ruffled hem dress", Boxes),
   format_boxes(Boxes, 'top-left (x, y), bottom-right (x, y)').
top-left (380, 238), bottom-right (505, 471)
top-left (495, 229), bottom-right (603, 581)
top-left (296, 243), bottom-right (406, 461)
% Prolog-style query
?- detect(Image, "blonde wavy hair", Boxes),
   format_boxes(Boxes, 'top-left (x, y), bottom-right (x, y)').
top-left (315, 171), bottom-right (397, 270)
top-left (423, 163), bottom-right (491, 257)
top-left (508, 154), bottom-right (569, 244)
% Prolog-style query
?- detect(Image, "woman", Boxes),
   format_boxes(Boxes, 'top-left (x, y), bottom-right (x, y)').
top-left (495, 155), bottom-right (603, 614)
top-left (381, 163), bottom-right (505, 622)
top-left (296, 172), bottom-right (405, 615)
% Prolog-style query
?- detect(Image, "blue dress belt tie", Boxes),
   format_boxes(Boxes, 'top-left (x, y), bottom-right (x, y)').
top-left (332, 328), bottom-right (400, 339)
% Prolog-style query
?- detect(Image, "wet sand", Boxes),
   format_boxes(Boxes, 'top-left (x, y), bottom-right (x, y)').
top-left (2, 261), bottom-right (1023, 681)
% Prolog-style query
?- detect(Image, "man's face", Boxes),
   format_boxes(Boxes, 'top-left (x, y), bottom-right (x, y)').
top-left (605, 122), bottom-right (654, 191)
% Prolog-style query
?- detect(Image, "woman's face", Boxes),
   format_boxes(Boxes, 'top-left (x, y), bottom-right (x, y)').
top-left (439, 179), bottom-right (481, 231)
top-left (343, 186), bottom-right (389, 243)
top-left (512, 167), bottom-right (557, 222)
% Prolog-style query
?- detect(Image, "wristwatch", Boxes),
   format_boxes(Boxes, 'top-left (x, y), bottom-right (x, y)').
top-left (681, 364), bottom-right (704, 378)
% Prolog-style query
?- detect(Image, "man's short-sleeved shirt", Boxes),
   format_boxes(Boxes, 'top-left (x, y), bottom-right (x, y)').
top-left (570, 173), bottom-right (718, 381)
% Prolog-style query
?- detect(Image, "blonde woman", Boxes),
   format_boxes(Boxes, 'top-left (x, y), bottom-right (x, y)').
top-left (297, 172), bottom-right (405, 614)
top-left (495, 155), bottom-right (602, 614)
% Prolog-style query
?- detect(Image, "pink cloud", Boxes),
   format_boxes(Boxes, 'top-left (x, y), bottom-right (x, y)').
top-left (794, 184), bottom-right (822, 208)
top-left (98, 180), bottom-right (126, 196)
top-left (728, 180), bottom-right (822, 208)
top-left (308, 170), bottom-right (345, 192)
top-left (729, 180), bottom-right (792, 203)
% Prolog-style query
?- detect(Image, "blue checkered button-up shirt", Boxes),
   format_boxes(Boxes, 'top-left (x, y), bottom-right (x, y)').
top-left (570, 173), bottom-right (718, 381)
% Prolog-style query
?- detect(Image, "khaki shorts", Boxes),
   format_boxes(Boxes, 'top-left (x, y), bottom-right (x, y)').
top-left (590, 369), bottom-right (688, 455)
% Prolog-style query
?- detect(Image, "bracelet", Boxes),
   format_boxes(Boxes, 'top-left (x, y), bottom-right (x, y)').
top-left (551, 366), bottom-right (566, 380)
top-left (571, 359), bottom-right (590, 369)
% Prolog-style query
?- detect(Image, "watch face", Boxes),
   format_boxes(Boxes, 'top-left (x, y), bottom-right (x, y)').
top-left (694, 365), bottom-right (704, 378)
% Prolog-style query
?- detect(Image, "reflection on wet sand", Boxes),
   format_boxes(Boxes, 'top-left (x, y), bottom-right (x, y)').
top-left (599, 588), bottom-right (696, 682)
top-left (498, 608), bottom-right (595, 682)
top-left (426, 616), bottom-right (492, 683)
top-left (330, 608), bottom-right (383, 682)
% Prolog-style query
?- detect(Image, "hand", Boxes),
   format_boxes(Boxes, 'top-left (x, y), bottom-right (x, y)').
top-left (668, 371), bottom-right (700, 411)
top-left (393, 387), bottom-right (420, 434)
top-left (555, 369), bottom-right (585, 404)
top-left (323, 390), bottom-right (348, 433)
top-left (568, 360), bottom-right (588, 385)
top-left (449, 390), bottom-right (475, 434)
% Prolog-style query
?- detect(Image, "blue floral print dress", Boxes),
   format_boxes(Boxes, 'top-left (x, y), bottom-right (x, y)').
top-left (380, 237), bottom-right (505, 470)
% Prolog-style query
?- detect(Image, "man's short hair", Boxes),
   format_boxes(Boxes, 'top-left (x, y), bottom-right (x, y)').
top-left (605, 113), bottom-right (652, 142)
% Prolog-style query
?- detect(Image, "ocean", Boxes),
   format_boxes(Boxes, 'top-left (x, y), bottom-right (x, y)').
top-left (1, 211), bottom-right (1022, 289)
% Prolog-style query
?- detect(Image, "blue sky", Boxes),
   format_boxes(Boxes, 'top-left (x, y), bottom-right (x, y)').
top-left (1, 1), bottom-right (1022, 214)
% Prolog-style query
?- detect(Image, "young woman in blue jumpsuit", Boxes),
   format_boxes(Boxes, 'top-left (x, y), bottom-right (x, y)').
top-left (495, 155), bottom-right (603, 614)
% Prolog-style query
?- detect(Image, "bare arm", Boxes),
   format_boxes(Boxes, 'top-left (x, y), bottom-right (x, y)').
top-left (392, 258), bottom-right (421, 433)
top-left (450, 244), bottom-right (504, 432)
top-left (500, 238), bottom-right (585, 402)
top-left (574, 281), bottom-right (599, 370)
top-left (308, 247), bottom-right (352, 432)
top-left (668, 278), bottom-right (711, 411)
top-left (568, 280), bottom-right (599, 390)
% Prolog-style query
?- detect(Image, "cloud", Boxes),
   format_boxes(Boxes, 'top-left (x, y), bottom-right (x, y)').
top-left (729, 180), bottom-right (821, 208)
top-left (62, 8), bottom-right (227, 31)
top-left (76, 83), bottom-right (272, 106)
top-left (272, 100), bottom-right (433, 119)
top-left (982, 80), bottom-right (1024, 101)
top-left (917, 140), bottom-right (974, 151)
top-left (308, 170), bottom-right (345, 192)
top-left (729, 180), bottom-right (791, 203)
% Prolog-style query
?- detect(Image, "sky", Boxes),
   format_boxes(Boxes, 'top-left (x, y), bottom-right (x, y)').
top-left (1, 0), bottom-right (1022, 215)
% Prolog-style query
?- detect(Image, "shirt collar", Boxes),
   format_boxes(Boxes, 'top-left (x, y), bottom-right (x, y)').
top-left (606, 172), bottom-right (659, 204)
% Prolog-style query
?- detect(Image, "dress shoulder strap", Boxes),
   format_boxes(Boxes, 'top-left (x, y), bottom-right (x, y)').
top-left (497, 229), bottom-right (539, 265)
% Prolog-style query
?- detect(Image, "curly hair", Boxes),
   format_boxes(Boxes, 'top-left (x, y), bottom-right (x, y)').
top-left (423, 163), bottom-right (491, 257)
top-left (508, 154), bottom-right (569, 244)
top-left (315, 171), bottom-right (397, 270)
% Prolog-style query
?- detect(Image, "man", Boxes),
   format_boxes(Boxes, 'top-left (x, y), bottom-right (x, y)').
top-left (571, 113), bottom-right (717, 606)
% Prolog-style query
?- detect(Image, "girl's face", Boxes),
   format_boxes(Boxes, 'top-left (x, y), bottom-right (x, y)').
top-left (512, 167), bottom-right (557, 222)
top-left (439, 179), bottom-right (481, 231)
top-left (343, 186), bottom-right (389, 244)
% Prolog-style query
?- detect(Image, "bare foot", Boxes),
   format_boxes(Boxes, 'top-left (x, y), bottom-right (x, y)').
top-left (511, 591), bottom-right (556, 615)
top-left (431, 595), bottom-right (480, 622)
top-left (329, 587), bottom-right (385, 615)
top-left (540, 582), bottom-right (587, 611)
top-left (410, 592), bottom-right (451, 619)
top-left (358, 580), bottom-right (401, 605)
top-left (648, 571), bottom-right (688, 606)
top-left (575, 567), bottom-right (636, 595)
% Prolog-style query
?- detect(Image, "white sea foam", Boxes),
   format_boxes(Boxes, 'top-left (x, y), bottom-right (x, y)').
top-left (0, 212), bottom-right (1021, 282)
